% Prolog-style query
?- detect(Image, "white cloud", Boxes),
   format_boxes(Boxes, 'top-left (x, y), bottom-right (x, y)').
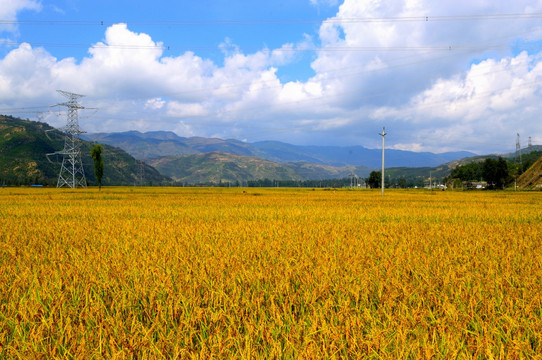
top-left (404, 52), bottom-right (542, 119)
top-left (174, 120), bottom-right (196, 137)
top-left (0, 0), bottom-right (41, 32)
top-left (167, 102), bottom-right (209, 118)
top-left (370, 51), bottom-right (542, 152)
top-left (145, 98), bottom-right (165, 110)
top-left (0, 43), bottom-right (57, 101)
top-left (2, 0), bottom-right (542, 154)
top-left (392, 143), bottom-right (425, 152)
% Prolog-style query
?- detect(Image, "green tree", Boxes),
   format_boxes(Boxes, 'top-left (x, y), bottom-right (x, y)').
top-left (90, 144), bottom-right (104, 190)
top-left (450, 162), bottom-right (484, 182)
top-left (482, 157), bottom-right (510, 189)
top-left (366, 171), bottom-right (381, 189)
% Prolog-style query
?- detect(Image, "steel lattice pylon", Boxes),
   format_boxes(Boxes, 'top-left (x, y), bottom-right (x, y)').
top-left (51, 90), bottom-right (87, 188)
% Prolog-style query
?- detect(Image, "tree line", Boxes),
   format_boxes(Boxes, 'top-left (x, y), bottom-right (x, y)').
top-left (443, 151), bottom-right (541, 189)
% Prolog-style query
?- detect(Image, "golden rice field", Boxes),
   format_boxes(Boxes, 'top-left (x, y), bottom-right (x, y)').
top-left (1, 187), bottom-right (542, 359)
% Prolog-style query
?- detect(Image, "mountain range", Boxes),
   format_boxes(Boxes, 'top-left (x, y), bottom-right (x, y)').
top-left (83, 130), bottom-right (483, 185)
top-left (4, 115), bottom-right (539, 187)
top-left (85, 130), bottom-right (476, 168)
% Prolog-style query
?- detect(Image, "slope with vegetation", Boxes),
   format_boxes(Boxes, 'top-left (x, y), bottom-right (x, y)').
top-left (0, 115), bottom-right (169, 186)
top-left (286, 162), bottom-right (371, 181)
top-left (147, 152), bottom-right (304, 184)
top-left (517, 155), bottom-right (542, 189)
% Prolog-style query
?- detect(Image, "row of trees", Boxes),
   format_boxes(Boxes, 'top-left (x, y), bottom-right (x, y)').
top-left (365, 171), bottom-right (420, 189)
top-left (446, 156), bottom-right (516, 189)
top-left (446, 151), bottom-right (542, 189)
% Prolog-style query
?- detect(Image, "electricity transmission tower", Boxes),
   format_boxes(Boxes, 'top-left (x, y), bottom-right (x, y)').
top-left (528, 136), bottom-right (532, 148)
top-left (48, 90), bottom-right (88, 188)
top-left (379, 127), bottom-right (387, 196)
top-left (516, 133), bottom-right (522, 165)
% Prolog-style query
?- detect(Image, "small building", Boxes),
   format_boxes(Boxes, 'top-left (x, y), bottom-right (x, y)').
top-left (466, 181), bottom-right (487, 189)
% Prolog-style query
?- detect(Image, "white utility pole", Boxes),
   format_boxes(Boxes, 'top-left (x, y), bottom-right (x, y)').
top-left (379, 127), bottom-right (387, 196)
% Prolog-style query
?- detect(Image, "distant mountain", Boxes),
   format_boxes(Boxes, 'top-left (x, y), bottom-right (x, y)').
top-left (251, 141), bottom-right (476, 168)
top-left (84, 131), bottom-right (198, 159)
top-left (0, 115), bottom-right (170, 186)
top-left (85, 130), bottom-right (477, 168)
top-left (501, 145), bottom-right (542, 159)
top-left (147, 152), bottom-right (303, 184)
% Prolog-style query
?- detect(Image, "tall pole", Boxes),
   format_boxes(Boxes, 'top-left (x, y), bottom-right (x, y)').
top-left (49, 90), bottom-right (87, 188)
top-left (516, 133), bottom-right (521, 165)
top-left (379, 127), bottom-right (387, 196)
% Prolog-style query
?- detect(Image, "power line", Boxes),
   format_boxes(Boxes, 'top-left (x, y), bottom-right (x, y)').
top-left (2, 40), bottom-right (513, 52)
top-left (2, 17), bottom-right (540, 151)
top-left (3, 12), bottom-right (542, 27)
top-left (73, 26), bottom-right (540, 106)
top-left (8, 23), bottom-right (541, 53)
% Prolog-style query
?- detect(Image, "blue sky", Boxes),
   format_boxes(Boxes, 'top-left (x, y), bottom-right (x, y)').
top-left (2, 0), bottom-right (542, 154)
top-left (8, 0), bottom-right (336, 80)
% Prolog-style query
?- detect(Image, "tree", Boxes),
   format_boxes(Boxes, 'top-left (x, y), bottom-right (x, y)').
top-left (482, 157), bottom-right (510, 189)
top-left (90, 144), bottom-right (104, 190)
top-left (450, 162), bottom-right (484, 182)
top-left (366, 171), bottom-right (381, 189)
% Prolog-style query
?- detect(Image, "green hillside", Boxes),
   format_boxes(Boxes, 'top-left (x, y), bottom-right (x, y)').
top-left (286, 162), bottom-right (371, 180)
top-left (0, 115), bottom-right (170, 186)
top-left (147, 152), bottom-right (304, 184)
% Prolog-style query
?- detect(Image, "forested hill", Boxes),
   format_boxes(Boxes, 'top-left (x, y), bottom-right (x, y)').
top-left (0, 115), bottom-right (169, 186)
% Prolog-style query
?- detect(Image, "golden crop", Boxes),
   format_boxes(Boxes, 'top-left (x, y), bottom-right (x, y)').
top-left (1, 187), bottom-right (541, 359)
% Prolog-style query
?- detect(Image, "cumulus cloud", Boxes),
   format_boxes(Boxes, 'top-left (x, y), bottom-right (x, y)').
top-left (1, 0), bottom-right (542, 153)
top-left (369, 51), bottom-right (542, 152)
top-left (0, 0), bottom-right (41, 32)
